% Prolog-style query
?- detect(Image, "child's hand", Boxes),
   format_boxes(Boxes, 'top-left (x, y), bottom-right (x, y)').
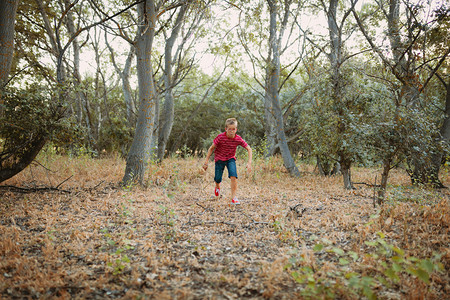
top-left (246, 163), bottom-right (252, 173)
top-left (202, 162), bottom-right (208, 171)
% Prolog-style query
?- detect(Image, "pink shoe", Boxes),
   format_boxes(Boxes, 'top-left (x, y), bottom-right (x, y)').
top-left (231, 197), bottom-right (240, 205)
top-left (215, 188), bottom-right (220, 197)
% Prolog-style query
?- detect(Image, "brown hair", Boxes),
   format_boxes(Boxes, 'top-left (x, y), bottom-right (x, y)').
top-left (225, 118), bottom-right (237, 127)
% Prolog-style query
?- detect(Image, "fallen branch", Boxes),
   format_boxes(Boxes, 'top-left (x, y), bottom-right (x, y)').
top-left (241, 211), bottom-right (270, 225)
top-left (56, 175), bottom-right (73, 189)
top-left (353, 182), bottom-right (381, 188)
top-left (0, 175), bottom-right (73, 193)
top-left (32, 160), bottom-right (57, 173)
top-left (0, 185), bottom-right (71, 193)
top-left (182, 220), bottom-right (236, 228)
top-left (195, 202), bottom-right (214, 212)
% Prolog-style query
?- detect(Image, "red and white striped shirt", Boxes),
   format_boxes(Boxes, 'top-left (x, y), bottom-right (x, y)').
top-left (213, 132), bottom-right (248, 162)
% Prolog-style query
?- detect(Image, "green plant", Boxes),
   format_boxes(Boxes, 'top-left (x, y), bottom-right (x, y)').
top-left (46, 228), bottom-right (57, 242)
top-left (386, 186), bottom-right (445, 205)
top-left (271, 219), bottom-right (295, 244)
top-left (100, 227), bottom-right (135, 276)
top-left (287, 233), bottom-right (444, 299)
top-left (157, 205), bottom-right (178, 241)
top-left (107, 254), bottom-right (131, 276)
top-left (364, 232), bottom-right (444, 285)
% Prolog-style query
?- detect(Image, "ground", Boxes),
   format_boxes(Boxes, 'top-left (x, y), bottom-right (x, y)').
top-left (0, 155), bottom-right (449, 299)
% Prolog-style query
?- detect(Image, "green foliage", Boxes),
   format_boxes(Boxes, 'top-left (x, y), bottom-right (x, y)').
top-left (157, 205), bottom-right (178, 241)
top-left (0, 86), bottom-right (79, 180)
top-left (98, 114), bottom-right (134, 157)
top-left (298, 61), bottom-right (372, 164)
top-left (385, 185), bottom-right (446, 205)
top-left (101, 225), bottom-right (134, 276)
top-left (1, 86), bottom-right (73, 143)
top-left (100, 195), bottom-right (136, 276)
top-left (287, 233), bottom-right (444, 299)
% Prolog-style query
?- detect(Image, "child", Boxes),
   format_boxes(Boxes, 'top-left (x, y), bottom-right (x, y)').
top-left (202, 118), bottom-right (252, 205)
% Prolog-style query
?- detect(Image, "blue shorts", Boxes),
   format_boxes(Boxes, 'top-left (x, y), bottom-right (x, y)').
top-left (214, 159), bottom-right (237, 183)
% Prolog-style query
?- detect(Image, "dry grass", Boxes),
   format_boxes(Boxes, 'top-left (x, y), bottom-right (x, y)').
top-left (0, 154), bottom-right (448, 299)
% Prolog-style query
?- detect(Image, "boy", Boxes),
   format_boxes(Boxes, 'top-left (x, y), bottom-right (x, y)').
top-left (203, 118), bottom-right (252, 205)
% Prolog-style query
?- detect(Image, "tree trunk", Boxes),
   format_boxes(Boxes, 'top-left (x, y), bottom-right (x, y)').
top-left (0, 137), bottom-right (47, 183)
top-left (0, 0), bottom-right (19, 89)
top-left (377, 159), bottom-right (391, 204)
top-left (157, 5), bottom-right (187, 162)
top-left (105, 35), bottom-right (136, 127)
top-left (264, 78), bottom-right (277, 157)
top-left (429, 78), bottom-right (450, 186)
top-left (123, 49), bottom-right (136, 127)
top-left (267, 0), bottom-right (300, 177)
top-left (317, 155), bottom-right (338, 176)
top-left (327, 0), bottom-right (353, 189)
top-left (339, 152), bottom-right (353, 189)
top-left (122, 0), bottom-right (157, 186)
top-left (64, 0), bottom-right (96, 150)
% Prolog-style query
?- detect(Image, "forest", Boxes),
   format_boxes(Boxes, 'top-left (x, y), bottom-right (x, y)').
top-left (0, 0), bottom-right (449, 299)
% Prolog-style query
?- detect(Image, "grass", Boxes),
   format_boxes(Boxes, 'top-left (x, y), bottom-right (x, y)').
top-left (0, 153), bottom-right (448, 299)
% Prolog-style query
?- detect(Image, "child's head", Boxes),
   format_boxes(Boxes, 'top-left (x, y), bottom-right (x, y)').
top-left (225, 118), bottom-right (238, 138)
top-left (225, 118), bottom-right (238, 128)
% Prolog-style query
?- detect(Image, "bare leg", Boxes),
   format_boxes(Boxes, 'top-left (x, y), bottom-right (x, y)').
top-left (230, 176), bottom-right (237, 200)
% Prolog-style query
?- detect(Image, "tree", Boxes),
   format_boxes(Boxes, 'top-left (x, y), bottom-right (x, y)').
top-left (302, 0), bottom-right (363, 189)
top-left (352, 0), bottom-right (450, 188)
top-left (324, 0), bottom-right (357, 189)
top-left (425, 4), bottom-right (450, 185)
top-left (121, 0), bottom-right (159, 185)
top-left (234, 0), bottom-right (302, 176)
top-left (105, 34), bottom-right (136, 127)
top-left (0, 0), bottom-right (19, 89)
top-left (266, 0), bottom-right (300, 177)
top-left (157, 1), bottom-right (213, 161)
top-left (0, 0), bottom-right (51, 184)
top-left (1, 0), bottom-right (138, 183)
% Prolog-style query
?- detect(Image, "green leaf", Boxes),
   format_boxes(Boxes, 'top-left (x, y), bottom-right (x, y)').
top-left (339, 258), bottom-right (350, 265)
top-left (291, 271), bottom-right (301, 282)
top-left (420, 259), bottom-right (434, 273)
top-left (313, 244), bottom-right (324, 252)
top-left (345, 272), bottom-right (359, 279)
top-left (416, 268), bottom-right (430, 284)
top-left (392, 262), bottom-right (402, 272)
top-left (332, 247), bottom-right (345, 256)
top-left (377, 231), bottom-right (386, 239)
top-left (392, 256), bottom-right (404, 263)
top-left (377, 238), bottom-right (388, 248)
top-left (392, 246), bottom-right (405, 256)
top-left (349, 251), bottom-right (359, 261)
top-left (384, 268), bottom-right (400, 282)
top-left (377, 275), bottom-right (391, 287)
top-left (365, 241), bottom-right (378, 247)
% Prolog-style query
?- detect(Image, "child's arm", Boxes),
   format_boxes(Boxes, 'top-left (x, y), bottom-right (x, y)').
top-left (245, 145), bottom-right (252, 173)
top-left (203, 143), bottom-right (216, 170)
